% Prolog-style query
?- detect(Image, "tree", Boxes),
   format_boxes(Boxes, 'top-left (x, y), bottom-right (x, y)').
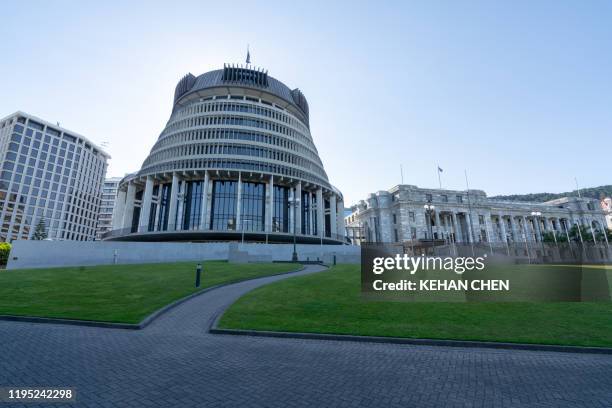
top-left (541, 231), bottom-right (566, 243)
top-left (32, 219), bottom-right (48, 240)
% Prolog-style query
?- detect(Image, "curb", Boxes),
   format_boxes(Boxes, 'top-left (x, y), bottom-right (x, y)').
top-left (208, 327), bottom-right (612, 355)
top-left (0, 265), bottom-right (306, 330)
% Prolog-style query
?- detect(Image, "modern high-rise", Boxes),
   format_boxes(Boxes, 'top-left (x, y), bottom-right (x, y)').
top-left (95, 176), bottom-right (122, 240)
top-left (0, 111), bottom-right (109, 242)
top-left (106, 63), bottom-right (345, 243)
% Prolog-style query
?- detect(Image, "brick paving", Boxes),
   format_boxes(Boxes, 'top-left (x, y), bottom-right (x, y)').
top-left (1, 265), bottom-right (611, 407)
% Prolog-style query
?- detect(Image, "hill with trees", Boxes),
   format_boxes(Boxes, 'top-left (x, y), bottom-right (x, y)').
top-left (491, 185), bottom-right (612, 203)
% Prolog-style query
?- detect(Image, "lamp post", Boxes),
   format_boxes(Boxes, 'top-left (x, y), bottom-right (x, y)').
top-left (424, 201), bottom-right (435, 240)
top-left (288, 195), bottom-right (300, 262)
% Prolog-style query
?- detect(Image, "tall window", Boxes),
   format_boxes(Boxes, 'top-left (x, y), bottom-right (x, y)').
top-left (210, 181), bottom-right (237, 230)
top-left (182, 181), bottom-right (204, 230)
top-left (241, 182), bottom-right (265, 232)
top-left (273, 185), bottom-right (289, 232)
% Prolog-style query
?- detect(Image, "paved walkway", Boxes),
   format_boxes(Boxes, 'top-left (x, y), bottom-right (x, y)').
top-left (1, 264), bottom-right (612, 407)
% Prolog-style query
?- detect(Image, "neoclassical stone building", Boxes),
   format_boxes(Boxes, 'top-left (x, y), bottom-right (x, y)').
top-left (346, 184), bottom-right (609, 245)
top-left (105, 64), bottom-right (344, 243)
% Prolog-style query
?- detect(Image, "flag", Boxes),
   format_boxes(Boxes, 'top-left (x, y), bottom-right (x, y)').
top-left (438, 166), bottom-right (443, 173)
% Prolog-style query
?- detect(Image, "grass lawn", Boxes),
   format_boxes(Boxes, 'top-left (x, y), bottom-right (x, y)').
top-left (0, 261), bottom-right (300, 324)
top-left (219, 264), bottom-right (612, 348)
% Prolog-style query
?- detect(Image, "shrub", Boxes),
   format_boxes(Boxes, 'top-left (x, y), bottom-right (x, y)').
top-left (0, 242), bottom-right (11, 266)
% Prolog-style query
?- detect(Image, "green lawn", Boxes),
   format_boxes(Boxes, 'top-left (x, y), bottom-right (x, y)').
top-left (219, 264), bottom-right (612, 347)
top-left (0, 261), bottom-right (300, 324)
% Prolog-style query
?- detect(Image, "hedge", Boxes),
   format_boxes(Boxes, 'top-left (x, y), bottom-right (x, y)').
top-left (0, 242), bottom-right (11, 266)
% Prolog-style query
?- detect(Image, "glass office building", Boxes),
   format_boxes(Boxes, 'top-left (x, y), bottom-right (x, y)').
top-left (106, 64), bottom-right (345, 243)
top-left (0, 111), bottom-right (109, 242)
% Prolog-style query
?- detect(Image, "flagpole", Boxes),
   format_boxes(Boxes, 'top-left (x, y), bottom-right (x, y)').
top-left (400, 164), bottom-right (404, 184)
top-left (574, 177), bottom-right (582, 198)
top-left (464, 169), bottom-right (475, 257)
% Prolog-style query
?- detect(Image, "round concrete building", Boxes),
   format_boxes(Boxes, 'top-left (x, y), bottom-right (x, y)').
top-left (104, 64), bottom-right (345, 244)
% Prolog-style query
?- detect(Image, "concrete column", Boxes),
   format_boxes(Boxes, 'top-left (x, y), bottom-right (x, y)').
top-left (509, 216), bottom-right (518, 242)
top-left (308, 191), bottom-right (314, 235)
top-left (484, 215), bottom-right (495, 243)
top-left (167, 173), bottom-right (179, 231)
top-left (205, 177), bottom-right (214, 230)
top-left (153, 191), bottom-right (161, 232)
top-left (336, 198), bottom-right (344, 239)
top-left (498, 215), bottom-right (507, 243)
top-left (295, 181), bottom-right (302, 235)
top-left (521, 216), bottom-right (529, 241)
top-left (289, 187), bottom-right (295, 234)
top-left (122, 182), bottom-right (136, 230)
top-left (451, 212), bottom-right (460, 243)
top-left (434, 211), bottom-right (441, 238)
top-left (534, 217), bottom-right (542, 242)
top-left (112, 189), bottom-right (127, 230)
top-left (316, 188), bottom-right (324, 237)
top-left (236, 172), bottom-right (242, 231)
top-left (330, 195), bottom-right (337, 236)
top-left (266, 176), bottom-right (274, 232)
top-left (176, 180), bottom-right (186, 231)
top-left (465, 213), bottom-right (475, 243)
top-left (199, 171), bottom-right (209, 230)
top-left (138, 176), bottom-right (154, 232)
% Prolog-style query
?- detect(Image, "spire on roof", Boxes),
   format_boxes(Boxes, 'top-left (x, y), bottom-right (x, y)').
top-left (246, 44), bottom-right (251, 65)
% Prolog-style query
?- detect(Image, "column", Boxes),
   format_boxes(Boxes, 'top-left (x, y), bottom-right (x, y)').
top-left (295, 181), bottom-right (302, 235)
top-left (236, 172), bottom-right (242, 231)
top-left (498, 215), bottom-right (507, 243)
top-left (465, 213), bottom-right (474, 243)
top-left (308, 191), bottom-right (314, 235)
top-left (330, 195), bottom-right (337, 237)
top-left (266, 175), bottom-right (274, 232)
top-left (521, 216), bottom-right (529, 241)
top-left (509, 216), bottom-right (518, 242)
top-left (316, 188), bottom-right (324, 238)
top-left (167, 173), bottom-right (179, 231)
top-left (484, 215), bottom-right (495, 243)
top-left (533, 217), bottom-right (542, 242)
top-left (199, 171), bottom-right (209, 230)
top-left (176, 180), bottom-right (185, 231)
top-left (451, 212), bottom-right (460, 243)
top-left (336, 198), bottom-right (344, 239)
top-left (434, 211), bottom-right (441, 238)
top-left (112, 189), bottom-right (127, 230)
top-left (288, 187), bottom-right (295, 234)
top-left (138, 176), bottom-right (154, 232)
top-left (153, 192), bottom-right (161, 232)
top-left (122, 182), bottom-right (136, 230)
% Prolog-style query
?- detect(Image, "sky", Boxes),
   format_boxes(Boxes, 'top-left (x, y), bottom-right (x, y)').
top-left (1, 0), bottom-right (610, 206)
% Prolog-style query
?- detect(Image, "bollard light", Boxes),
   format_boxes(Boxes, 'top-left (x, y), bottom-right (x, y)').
top-left (195, 263), bottom-right (202, 288)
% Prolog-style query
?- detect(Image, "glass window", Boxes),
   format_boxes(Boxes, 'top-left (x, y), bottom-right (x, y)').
top-left (240, 182), bottom-right (265, 232)
top-left (273, 185), bottom-right (289, 232)
top-left (210, 180), bottom-right (237, 231)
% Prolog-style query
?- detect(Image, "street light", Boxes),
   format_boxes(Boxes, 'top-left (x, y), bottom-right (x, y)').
top-left (424, 201), bottom-right (435, 240)
top-left (288, 196), bottom-right (300, 262)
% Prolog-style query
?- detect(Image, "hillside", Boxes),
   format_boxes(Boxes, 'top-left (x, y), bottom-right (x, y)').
top-left (491, 185), bottom-right (612, 203)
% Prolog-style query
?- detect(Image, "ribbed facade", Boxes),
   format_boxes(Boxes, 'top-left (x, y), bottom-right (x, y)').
top-left (105, 65), bottom-right (345, 243)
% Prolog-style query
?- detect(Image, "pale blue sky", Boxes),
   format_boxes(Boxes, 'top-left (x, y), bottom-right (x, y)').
top-left (1, 1), bottom-right (610, 205)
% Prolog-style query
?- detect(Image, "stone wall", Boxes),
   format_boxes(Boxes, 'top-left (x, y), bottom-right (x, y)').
top-left (6, 240), bottom-right (360, 270)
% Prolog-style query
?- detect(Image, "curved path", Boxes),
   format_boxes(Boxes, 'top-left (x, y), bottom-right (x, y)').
top-left (1, 264), bottom-right (612, 407)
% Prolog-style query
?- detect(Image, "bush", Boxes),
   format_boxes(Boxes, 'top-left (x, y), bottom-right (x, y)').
top-left (0, 242), bottom-right (11, 266)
